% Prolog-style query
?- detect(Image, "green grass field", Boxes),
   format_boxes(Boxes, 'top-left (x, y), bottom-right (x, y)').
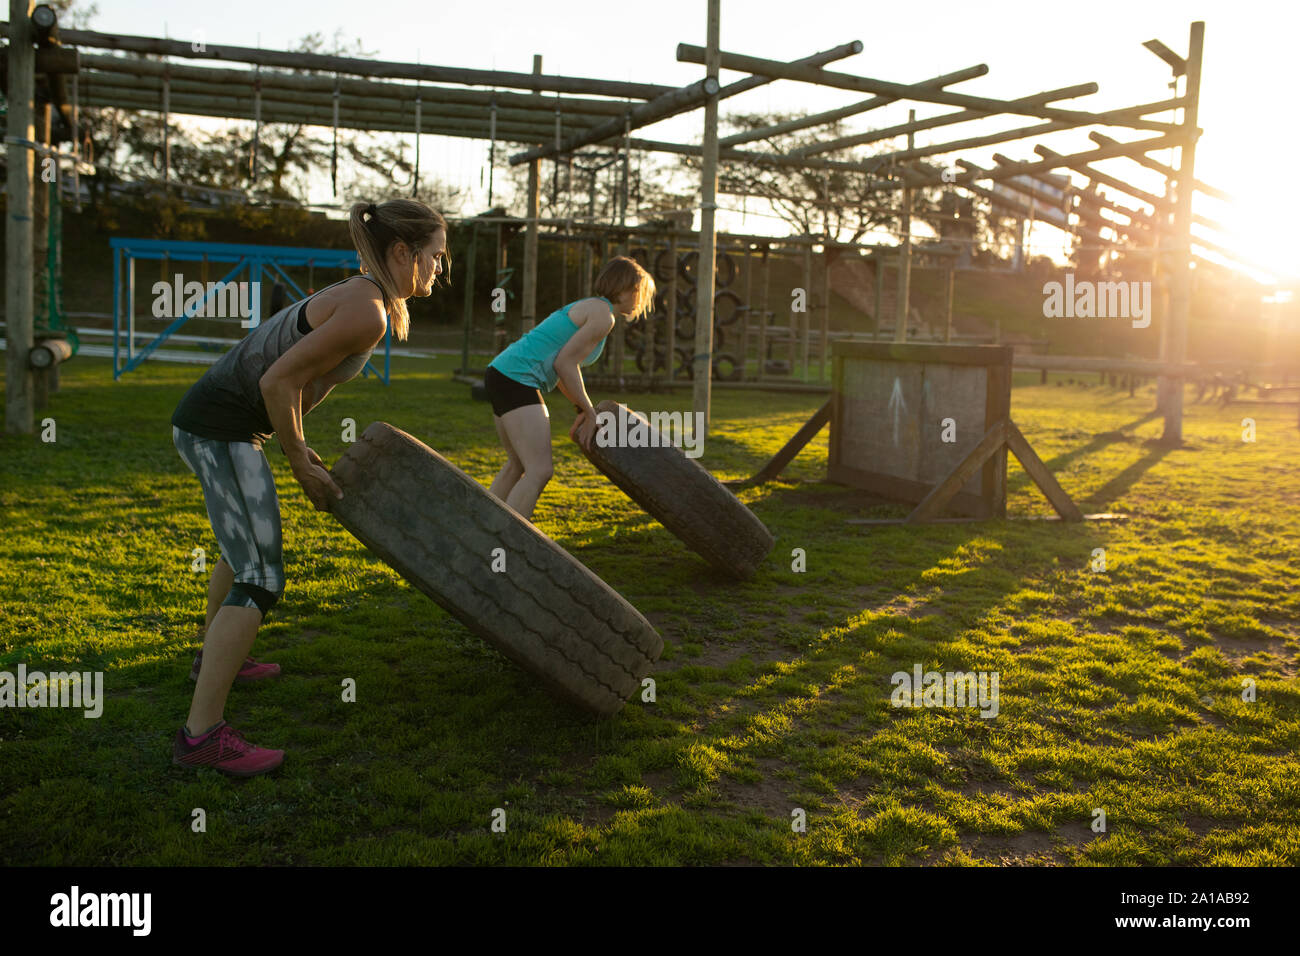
top-left (1, 356), bottom-right (1298, 866)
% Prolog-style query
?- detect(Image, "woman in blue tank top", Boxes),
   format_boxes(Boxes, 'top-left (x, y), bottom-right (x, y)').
top-left (484, 255), bottom-right (654, 519)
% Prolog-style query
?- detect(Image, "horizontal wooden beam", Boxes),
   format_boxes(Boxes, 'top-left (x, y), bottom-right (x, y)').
top-left (677, 43), bottom-right (1180, 132)
top-left (721, 63), bottom-right (989, 147)
top-left (624, 136), bottom-right (891, 173)
top-left (83, 71), bottom-right (602, 133)
top-left (790, 84), bottom-right (1098, 158)
top-left (1088, 131), bottom-right (1232, 202)
top-left (843, 97), bottom-right (1182, 174)
top-left (3, 23), bottom-right (671, 98)
top-left (871, 132), bottom-right (1186, 193)
top-left (510, 76), bottom-right (718, 164)
top-left (34, 47), bottom-right (80, 74)
top-left (1033, 144), bottom-right (1173, 212)
top-left (77, 53), bottom-right (632, 117)
top-left (80, 89), bottom-right (562, 142)
top-left (509, 41), bottom-right (863, 164)
top-left (964, 159), bottom-right (1069, 211)
top-left (1013, 356), bottom-right (1209, 376)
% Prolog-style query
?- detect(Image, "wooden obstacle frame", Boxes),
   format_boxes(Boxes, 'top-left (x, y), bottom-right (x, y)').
top-left (739, 341), bottom-right (1085, 525)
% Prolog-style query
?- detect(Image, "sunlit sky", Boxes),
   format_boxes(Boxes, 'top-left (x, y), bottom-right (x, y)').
top-left (69, 0), bottom-right (1300, 282)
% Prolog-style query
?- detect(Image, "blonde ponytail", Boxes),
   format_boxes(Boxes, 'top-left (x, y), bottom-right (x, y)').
top-left (346, 199), bottom-right (450, 341)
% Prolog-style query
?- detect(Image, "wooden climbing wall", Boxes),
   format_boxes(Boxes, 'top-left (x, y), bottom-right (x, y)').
top-left (828, 342), bottom-right (1013, 517)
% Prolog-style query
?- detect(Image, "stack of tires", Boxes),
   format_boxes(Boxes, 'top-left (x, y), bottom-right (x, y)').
top-left (629, 248), bottom-right (745, 382)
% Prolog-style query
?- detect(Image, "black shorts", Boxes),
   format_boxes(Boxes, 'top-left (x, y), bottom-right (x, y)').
top-left (484, 365), bottom-right (545, 417)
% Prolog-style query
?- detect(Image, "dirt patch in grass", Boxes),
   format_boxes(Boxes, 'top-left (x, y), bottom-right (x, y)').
top-left (870, 591), bottom-right (948, 620)
top-left (963, 826), bottom-right (1092, 865)
top-left (1209, 635), bottom-right (1298, 676)
top-left (1181, 814), bottom-right (1226, 836)
top-left (654, 638), bottom-right (794, 673)
top-left (953, 778), bottom-right (1024, 799)
top-left (764, 484), bottom-right (903, 515)
top-left (713, 758), bottom-right (798, 819)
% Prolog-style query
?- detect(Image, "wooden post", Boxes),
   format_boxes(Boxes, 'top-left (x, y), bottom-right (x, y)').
top-left (943, 262), bottom-right (954, 342)
top-left (33, 103), bottom-right (49, 330)
top-left (644, 236), bottom-right (657, 386)
top-left (1160, 22), bottom-right (1204, 446)
top-left (559, 237), bottom-right (568, 304)
top-left (581, 239), bottom-right (593, 297)
top-left (598, 237), bottom-right (612, 372)
top-left (520, 54), bottom-right (542, 339)
top-left (741, 243), bottom-right (752, 380)
top-left (873, 253), bottom-right (884, 339)
top-left (460, 223), bottom-right (477, 372)
top-left (694, 0), bottom-right (721, 437)
top-left (894, 109), bottom-right (915, 343)
top-left (801, 244), bottom-right (812, 378)
top-left (613, 232), bottom-right (626, 388)
top-left (820, 244), bottom-right (831, 381)
top-left (6, 0), bottom-right (37, 434)
top-left (757, 244), bottom-right (769, 378)
top-left (666, 234), bottom-right (678, 381)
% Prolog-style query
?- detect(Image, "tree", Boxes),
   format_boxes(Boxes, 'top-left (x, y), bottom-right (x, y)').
top-left (690, 110), bottom-right (918, 243)
top-left (59, 27), bottom-right (462, 209)
top-left (489, 140), bottom-right (686, 224)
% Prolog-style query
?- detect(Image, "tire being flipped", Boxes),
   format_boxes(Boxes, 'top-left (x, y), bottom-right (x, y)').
top-left (330, 422), bottom-right (663, 717)
top-left (579, 401), bottom-right (774, 580)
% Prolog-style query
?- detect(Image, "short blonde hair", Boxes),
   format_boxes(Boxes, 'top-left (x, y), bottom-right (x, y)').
top-left (594, 256), bottom-right (655, 321)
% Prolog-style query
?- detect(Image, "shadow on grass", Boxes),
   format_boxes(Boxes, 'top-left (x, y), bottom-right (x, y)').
top-left (1007, 410), bottom-right (1164, 498)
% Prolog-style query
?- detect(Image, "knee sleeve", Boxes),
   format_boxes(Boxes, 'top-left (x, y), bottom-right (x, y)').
top-left (224, 565), bottom-right (285, 618)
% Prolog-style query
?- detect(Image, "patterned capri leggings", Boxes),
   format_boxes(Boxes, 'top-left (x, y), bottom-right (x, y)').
top-left (173, 425), bottom-right (285, 618)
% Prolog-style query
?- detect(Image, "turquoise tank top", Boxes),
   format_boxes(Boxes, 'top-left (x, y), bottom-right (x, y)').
top-left (489, 296), bottom-right (612, 391)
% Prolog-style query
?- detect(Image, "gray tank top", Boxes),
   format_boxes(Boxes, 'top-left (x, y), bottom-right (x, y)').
top-left (171, 274), bottom-right (385, 447)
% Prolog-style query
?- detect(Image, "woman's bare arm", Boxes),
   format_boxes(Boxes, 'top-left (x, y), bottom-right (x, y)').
top-left (259, 284), bottom-right (386, 507)
top-left (554, 300), bottom-right (614, 417)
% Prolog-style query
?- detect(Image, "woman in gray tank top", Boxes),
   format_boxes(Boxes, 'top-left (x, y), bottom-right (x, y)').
top-left (170, 199), bottom-right (449, 777)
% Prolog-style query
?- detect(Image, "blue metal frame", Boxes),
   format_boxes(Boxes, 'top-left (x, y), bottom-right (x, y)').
top-left (109, 238), bottom-right (391, 383)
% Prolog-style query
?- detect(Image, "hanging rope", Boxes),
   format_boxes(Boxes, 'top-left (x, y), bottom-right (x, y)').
top-left (331, 75), bottom-right (341, 198)
top-left (412, 89), bottom-right (422, 198)
top-left (250, 67), bottom-right (262, 185)
top-left (565, 153), bottom-right (573, 219)
top-left (161, 68), bottom-right (171, 183)
top-left (620, 110), bottom-right (631, 226)
top-left (71, 73), bottom-right (82, 213)
top-left (634, 145), bottom-right (642, 209)
top-left (553, 97), bottom-right (562, 210)
top-left (487, 97), bottom-right (498, 208)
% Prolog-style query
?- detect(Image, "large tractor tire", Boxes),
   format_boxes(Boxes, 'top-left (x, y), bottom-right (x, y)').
top-left (330, 422), bottom-right (662, 717)
top-left (579, 401), bottom-right (774, 580)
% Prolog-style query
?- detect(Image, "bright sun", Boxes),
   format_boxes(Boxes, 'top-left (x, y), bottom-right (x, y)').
top-left (1201, 197), bottom-right (1300, 285)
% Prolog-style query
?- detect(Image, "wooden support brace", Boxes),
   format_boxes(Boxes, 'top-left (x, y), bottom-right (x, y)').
top-left (906, 420), bottom-right (1009, 524)
top-left (1004, 420), bottom-right (1084, 521)
top-left (735, 399), bottom-right (832, 486)
top-left (905, 418), bottom-right (1083, 524)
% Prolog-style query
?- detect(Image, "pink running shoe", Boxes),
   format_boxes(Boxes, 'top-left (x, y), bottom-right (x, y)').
top-left (172, 722), bottom-right (284, 777)
top-left (189, 650), bottom-right (281, 683)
